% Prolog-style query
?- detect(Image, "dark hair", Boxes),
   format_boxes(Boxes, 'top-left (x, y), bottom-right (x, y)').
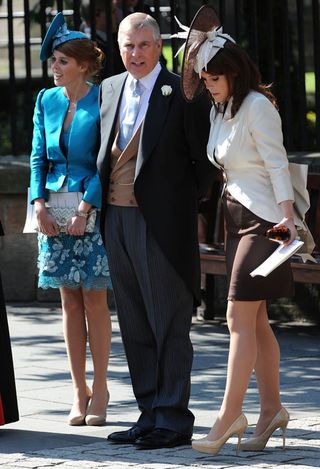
top-left (56, 39), bottom-right (105, 82)
top-left (80, 0), bottom-right (106, 24)
top-left (205, 41), bottom-right (277, 117)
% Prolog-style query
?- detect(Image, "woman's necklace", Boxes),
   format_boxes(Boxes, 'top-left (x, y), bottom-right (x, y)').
top-left (68, 100), bottom-right (77, 113)
top-left (64, 89), bottom-right (79, 114)
top-left (65, 85), bottom-right (90, 114)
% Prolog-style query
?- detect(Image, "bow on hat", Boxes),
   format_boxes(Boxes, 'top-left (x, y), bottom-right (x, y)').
top-left (53, 22), bottom-right (75, 47)
top-left (40, 12), bottom-right (88, 61)
top-left (172, 17), bottom-right (235, 77)
top-left (171, 5), bottom-right (231, 102)
top-left (194, 27), bottom-right (235, 76)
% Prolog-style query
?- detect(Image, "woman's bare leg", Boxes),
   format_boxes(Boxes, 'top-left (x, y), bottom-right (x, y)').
top-left (252, 301), bottom-right (282, 435)
top-left (83, 289), bottom-right (111, 416)
top-left (60, 287), bottom-right (90, 417)
top-left (206, 299), bottom-right (262, 440)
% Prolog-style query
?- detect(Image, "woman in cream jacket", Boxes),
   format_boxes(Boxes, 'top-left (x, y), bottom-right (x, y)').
top-left (180, 9), bottom-right (297, 456)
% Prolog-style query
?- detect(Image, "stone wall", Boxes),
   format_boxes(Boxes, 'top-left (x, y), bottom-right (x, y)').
top-left (0, 156), bottom-right (59, 301)
top-left (1, 153), bottom-right (319, 314)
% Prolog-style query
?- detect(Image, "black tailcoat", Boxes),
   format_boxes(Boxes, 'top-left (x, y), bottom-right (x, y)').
top-left (97, 67), bottom-right (215, 304)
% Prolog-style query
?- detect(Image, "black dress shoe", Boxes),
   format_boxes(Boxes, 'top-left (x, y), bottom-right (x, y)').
top-left (135, 428), bottom-right (191, 449)
top-left (107, 426), bottom-right (151, 444)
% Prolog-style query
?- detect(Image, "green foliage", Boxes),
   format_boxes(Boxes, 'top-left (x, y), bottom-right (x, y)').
top-left (307, 110), bottom-right (316, 124)
top-left (162, 44), bottom-right (173, 71)
top-left (162, 44), bottom-right (184, 73)
top-left (305, 72), bottom-right (315, 94)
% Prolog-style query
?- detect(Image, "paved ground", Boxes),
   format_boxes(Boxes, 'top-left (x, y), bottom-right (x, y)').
top-left (0, 302), bottom-right (319, 468)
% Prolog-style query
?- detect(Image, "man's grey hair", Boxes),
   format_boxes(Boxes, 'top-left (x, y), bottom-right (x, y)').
top-left (118, 13), bottom-right (161, 44)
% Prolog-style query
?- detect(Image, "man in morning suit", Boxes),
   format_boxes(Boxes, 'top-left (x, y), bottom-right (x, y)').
top-left (97, 12), bottom-right (214, 449)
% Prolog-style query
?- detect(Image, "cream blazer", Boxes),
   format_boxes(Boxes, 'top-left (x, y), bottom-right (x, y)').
top-left (207, 90), bottom-right (297, 225)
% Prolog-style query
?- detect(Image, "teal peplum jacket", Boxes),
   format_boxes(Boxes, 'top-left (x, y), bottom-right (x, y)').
top-left (29, 84), bottom-right (102, 208)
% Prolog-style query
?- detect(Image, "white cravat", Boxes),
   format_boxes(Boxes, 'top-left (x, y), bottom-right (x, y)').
top-left (118, 63), bottom-right (162, 140)
top-left (118, 80), bottom-right (142, 150)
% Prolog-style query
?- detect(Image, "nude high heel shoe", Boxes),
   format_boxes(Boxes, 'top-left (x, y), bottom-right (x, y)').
top-left (68, 387), bottom-right (92, 426)
top-left (85, 390), bottom-right (110, 426)
top-left (240, 407), bottom-right (289, 451)
top-left (192, 414), bottom-right (248, 456)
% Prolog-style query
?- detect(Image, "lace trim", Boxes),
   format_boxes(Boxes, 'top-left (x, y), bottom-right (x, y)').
top-left (39, 277), bottom-right (111, 290)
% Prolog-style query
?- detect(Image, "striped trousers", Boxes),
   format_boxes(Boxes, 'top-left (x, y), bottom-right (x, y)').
top-left (105, 205), bottom-right (194, 436)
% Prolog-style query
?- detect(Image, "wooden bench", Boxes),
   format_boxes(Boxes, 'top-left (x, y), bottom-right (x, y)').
top-left (199, 171), bottom-right (320, 318)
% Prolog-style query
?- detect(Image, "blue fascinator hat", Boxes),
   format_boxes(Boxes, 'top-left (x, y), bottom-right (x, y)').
top-left (40, 12), bottom-right (88, 61)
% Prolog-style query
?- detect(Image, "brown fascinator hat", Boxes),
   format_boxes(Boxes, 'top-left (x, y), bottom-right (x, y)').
top-left (174, 5), bottom-right (221, 102)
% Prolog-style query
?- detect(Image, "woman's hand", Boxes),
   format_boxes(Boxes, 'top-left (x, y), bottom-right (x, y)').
top-left (66, 201), bottom-right (92, 236)
top-left (66, 214), bottom-right (87, 236)
top-left (273, 217), bottom-right (297, 246)
top-left (274, 200), bottom-right (298, 245)
top-left (35, 200), bottom-right (59, 236)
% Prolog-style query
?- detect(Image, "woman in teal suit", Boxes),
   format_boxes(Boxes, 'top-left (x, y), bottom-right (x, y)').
top-left (30, 13), bottom-right (111, 426)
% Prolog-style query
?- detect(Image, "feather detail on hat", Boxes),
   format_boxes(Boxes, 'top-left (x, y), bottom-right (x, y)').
top-left (171, 5), bottom-right (235, 102)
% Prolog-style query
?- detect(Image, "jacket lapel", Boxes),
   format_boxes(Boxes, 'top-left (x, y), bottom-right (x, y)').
top-left (135, 68), bottom-right (175, 178)
top-left (46, 89), bottom-right (69, 160)
top-left (97, 73), bottom-right (127, 172)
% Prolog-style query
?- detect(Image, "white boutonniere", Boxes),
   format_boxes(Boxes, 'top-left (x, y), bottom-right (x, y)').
top-left (161, 85), bottom-right (172, 96)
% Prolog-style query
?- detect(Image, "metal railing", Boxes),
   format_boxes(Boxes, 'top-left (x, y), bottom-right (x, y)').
top-left (0, 0), bottom-right (319, 155)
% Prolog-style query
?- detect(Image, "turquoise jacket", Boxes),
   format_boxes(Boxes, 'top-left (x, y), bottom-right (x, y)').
top-left (29, 85), bottom-right (102, 208)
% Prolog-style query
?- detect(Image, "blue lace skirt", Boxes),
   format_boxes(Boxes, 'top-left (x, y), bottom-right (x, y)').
top-left (37, 223), bottom-right (111, 290)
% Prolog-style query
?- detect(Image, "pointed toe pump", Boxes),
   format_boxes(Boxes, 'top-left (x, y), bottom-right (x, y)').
top-left (192, 414), bottom-right (248, 456)
top-left (241, 407), bottom-right (289, 451)
top-left (85, 390), bottom-right (110, 426)
top-left (68, 412), bottom-right (86, 426)
top-left (68, 389), bottom-right (92, 426)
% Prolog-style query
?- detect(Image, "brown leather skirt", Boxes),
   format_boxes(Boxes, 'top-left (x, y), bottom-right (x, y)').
top-left (223, 191), bottom-right (294, 301)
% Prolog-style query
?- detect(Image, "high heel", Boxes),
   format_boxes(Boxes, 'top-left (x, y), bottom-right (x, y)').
top-left (85, 390), bottom-right (110, 426)
top-left (240, 407), bottom-right (289, 451)
top-left (192, 414), bottom-right (248, 456)
top-left (68, 412), bottom-right (86, 426)
top-left (68, 388), bottom-right (92, 426)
